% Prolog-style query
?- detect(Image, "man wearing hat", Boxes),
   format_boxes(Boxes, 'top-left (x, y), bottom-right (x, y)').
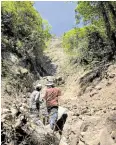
top-left (43, 81), bottom-right (61, 130)
top-left (30, 83), bottom-right (42, 114)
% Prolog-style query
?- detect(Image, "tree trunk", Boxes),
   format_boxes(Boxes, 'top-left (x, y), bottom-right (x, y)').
top-left (106, 2), bottom-right (116, 52)
top-left (99, 2), bottom-right (116, 56)
top-left (107, 2), bottom-right (116, 26)
top-left (99, 2), bottom-right (111, 39)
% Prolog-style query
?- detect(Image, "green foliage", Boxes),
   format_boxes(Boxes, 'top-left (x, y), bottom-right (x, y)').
top-left (63, 26), bottom-right (114, 68)
top-left (1, 1), bottom-right (51, 49)
top-left (62, 25), bottom-right (97, 52)
top-left (62, 1), bottom-right (116, 68)
top-left (75, 1), bottom-right (116, 38)
top-left (1, 1), bottom-right (51, 78)
top-left (42, 19), bottom-right (52, 45)
top-left (62, 28), bottom-right (77, 52)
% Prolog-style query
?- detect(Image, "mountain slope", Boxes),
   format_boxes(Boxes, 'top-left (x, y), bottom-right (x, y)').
top-left (43, 38), bottom-right (116, 145)
top-left (1, 37), bottom-right (116, 145)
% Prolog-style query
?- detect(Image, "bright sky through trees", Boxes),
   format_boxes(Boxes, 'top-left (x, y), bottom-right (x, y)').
top-left (34, 1), bottom-right (77, 36)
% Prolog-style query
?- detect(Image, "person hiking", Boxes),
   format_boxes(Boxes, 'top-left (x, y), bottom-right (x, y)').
top-left (43, 81), bottom-right (61, 131)
top-left (30, 83), bottom-right (42, 114)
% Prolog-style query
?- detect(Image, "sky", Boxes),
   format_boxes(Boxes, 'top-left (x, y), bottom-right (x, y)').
top-left (34, 1), bottom-right (77, 36)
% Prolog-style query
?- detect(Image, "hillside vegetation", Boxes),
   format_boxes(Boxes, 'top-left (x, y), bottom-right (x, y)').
top-left (1, 1), bottom-right (51, 97)
top-left (62, 1), bottom-right (116, 68)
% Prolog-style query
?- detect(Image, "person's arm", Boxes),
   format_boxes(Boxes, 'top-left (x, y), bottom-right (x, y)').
top-left (43, 90), bottom-right (47, 101)
top-left (58, 89), bottom-right (62, 106)
top-left (35, 92), bottom-right (41, 110)
top-left (58, 89), bottom-right (61, 96)
top-left (35, 92), bottom-right (40, 103)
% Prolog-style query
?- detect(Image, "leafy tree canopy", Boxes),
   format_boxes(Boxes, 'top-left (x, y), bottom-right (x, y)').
top-left (62, 1), bottom-right (116, 68)
top-left (1, 1), bottom-right (51, 78)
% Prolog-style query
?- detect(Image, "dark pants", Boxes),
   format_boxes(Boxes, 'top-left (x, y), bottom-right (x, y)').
top-left (36, 102), bottom-right (40, 111)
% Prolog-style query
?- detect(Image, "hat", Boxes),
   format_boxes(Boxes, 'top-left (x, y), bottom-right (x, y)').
top-left (35, 83), bottom-right (42, 89)
top-left (46, 81), bottom-right (54, 86)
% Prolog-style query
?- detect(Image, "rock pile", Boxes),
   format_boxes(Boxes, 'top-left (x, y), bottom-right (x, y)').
top-left (1, 102), bottom-right (60, 145)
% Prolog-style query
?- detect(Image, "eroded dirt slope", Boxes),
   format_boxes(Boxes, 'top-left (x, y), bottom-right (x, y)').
top-left (44, 38), bottom-right (116, 145)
